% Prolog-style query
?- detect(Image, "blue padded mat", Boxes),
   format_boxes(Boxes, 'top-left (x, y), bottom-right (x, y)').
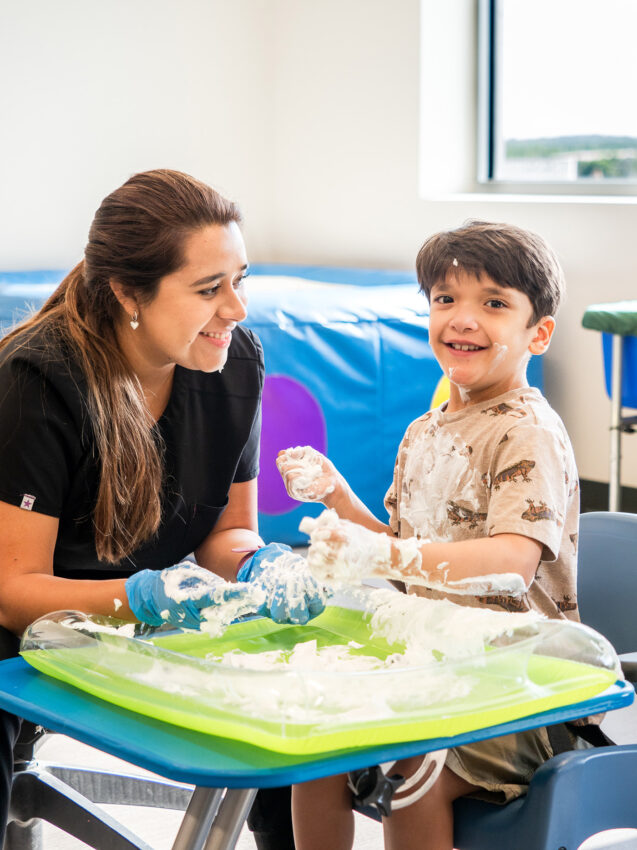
top-left (0, 265), bottom-right (543, 544)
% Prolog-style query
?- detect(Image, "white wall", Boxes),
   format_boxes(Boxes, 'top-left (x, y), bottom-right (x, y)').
top-left (0, 0), bottom-right (275, 266)
top-left (1, 0), bottom-right (636, 488)
top-left (267, 0), bottom-right (637, 489)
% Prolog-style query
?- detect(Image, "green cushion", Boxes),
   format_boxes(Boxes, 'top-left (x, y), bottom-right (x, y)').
top-left (582, 301), bottom-right (637, 336)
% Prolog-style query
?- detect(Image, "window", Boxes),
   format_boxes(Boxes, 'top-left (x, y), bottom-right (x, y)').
top-left (479, 0), bottom-right (637, 189)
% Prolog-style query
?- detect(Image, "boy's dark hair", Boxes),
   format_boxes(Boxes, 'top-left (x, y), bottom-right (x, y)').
top-left (416, 220), bottom-right (564, 325)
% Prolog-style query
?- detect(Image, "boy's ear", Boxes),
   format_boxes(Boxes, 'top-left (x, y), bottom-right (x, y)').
top-left (528, 316), bottom-right (555, 355)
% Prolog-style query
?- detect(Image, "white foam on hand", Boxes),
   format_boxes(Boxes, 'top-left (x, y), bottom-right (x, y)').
top-left (276, 446), bottom-right (336, 502)
top-left (300, 510), bottom-right (528, 597)
top-left (199, 582), bottom-right (266, 637)
top-left (161, 561), bottom-right (222, 602)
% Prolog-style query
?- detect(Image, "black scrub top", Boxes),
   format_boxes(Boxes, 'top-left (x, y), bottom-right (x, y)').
top-left (0, 325), bottom-right (264, 579)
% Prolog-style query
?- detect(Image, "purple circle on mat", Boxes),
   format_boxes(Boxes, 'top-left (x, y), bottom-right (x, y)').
top-left (258, 375), bottom-right (327, 515)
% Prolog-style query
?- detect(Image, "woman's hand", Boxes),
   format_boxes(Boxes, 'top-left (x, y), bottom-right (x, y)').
top-left (125, 561), bottom-right (244, 630)
top-left (237, 542), bottom-right (327, 625)
top-left (276, 446), bottom-right (344, 507)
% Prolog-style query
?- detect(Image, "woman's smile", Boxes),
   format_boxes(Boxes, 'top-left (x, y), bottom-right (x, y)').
top-left (199, 329), bottom-right (233, 348)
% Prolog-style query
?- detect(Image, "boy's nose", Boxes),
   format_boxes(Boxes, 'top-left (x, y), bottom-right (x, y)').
top-left (449, 310), bottom-right (479, 333)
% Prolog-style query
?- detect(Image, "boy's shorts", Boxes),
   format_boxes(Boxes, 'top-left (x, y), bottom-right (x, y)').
top-left (446, 726), bottom-right (593, 804)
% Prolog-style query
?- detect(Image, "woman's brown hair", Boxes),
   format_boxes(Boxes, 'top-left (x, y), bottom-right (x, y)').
top-left (0, 169), bottom-right (241, 563)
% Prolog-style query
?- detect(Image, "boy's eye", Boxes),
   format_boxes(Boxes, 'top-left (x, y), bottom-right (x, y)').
top-left (486, 299), bottom-right (506, 309)
top-left (433, 294), bottom-right (453, 304)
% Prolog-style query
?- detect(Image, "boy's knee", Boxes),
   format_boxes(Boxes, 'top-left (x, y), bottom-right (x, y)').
top-left (294, 773), bottom-right (350, 804)
top-left (389, 759), bottom-right (474, 808)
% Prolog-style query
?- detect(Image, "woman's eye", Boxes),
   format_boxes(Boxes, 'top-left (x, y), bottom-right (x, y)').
top-left (486, 299), bottom-right (506, 309)
top-left (234, 273), bottom-right (249, 289)
top-left (200, 286), bottom-right (221, 297)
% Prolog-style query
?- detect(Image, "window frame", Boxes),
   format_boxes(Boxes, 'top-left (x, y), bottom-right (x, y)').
top-left (476, 0), bottom-right (637, 197)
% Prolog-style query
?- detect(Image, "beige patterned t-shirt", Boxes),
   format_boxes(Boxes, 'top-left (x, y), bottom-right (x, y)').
top-left (384, 387), bottom-right (580, 621)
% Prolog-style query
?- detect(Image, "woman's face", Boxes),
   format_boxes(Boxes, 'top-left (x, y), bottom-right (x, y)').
top-left (130, 222), bottom-right (249, 374)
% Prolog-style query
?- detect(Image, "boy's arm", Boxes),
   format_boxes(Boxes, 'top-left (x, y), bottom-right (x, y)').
top-left (396, 533), bottom-right (541, 587)
top-left (277, 447), bottom-right (394, 535)
top-left (301, 511), bottom-right (540, 594)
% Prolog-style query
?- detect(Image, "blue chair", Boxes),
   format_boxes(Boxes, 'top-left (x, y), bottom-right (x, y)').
top-left (355, 512), bottom-right (637, 847)
top-left (452, 511), bottom-right (637, 849)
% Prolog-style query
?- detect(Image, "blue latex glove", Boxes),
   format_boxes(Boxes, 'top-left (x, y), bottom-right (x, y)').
top-left (237, 542), bottom-right (327, 625)
top-left (125, 561), bottom-right (244, 630)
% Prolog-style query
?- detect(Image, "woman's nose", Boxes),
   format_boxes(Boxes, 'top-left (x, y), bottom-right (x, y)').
top-left (219, 284), bottom-right (248, 322)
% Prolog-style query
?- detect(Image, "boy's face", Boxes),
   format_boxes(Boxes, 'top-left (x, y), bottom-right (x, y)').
top-left (428, 269), bottom-right (555, 411)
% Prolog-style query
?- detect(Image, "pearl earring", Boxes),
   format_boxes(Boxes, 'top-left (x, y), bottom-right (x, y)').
top-left (130, 311), bottom-right (139, 330)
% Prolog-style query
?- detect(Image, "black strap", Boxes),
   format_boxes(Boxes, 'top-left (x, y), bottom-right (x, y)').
top-left (546, 723), bottom-right (574, 755)
top-left (547, 722), bottom-right (615, 755)
top-left (566, 722), bottom-right (615, 747)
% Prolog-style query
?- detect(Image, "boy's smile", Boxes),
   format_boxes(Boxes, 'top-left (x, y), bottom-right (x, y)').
top-left (429, 269), bottom-right (555, 412)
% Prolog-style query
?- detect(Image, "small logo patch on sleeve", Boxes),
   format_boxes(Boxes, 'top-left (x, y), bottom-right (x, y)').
top-left (20, 494), bottom-right (36, 510)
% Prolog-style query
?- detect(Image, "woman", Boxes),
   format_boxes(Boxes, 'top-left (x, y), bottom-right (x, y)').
top-left (0, 169), bottom-right (320, 848)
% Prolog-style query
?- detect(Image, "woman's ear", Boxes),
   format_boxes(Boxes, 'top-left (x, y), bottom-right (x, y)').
top-left (529, 316), bottom-right (556, 355)
top-left (109, 279), bottom-right (139, 322)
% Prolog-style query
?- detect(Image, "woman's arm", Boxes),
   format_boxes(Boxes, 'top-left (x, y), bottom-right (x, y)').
top-left (0, 480), bottom-right (264, 636)
top-left (0, 500), bottom-right (133, 636)
top-left (194, 478), bottom-right (264, 580)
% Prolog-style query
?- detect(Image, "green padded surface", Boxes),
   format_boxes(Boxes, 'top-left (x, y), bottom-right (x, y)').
top-left (582, 301), bottom-right (637, 336)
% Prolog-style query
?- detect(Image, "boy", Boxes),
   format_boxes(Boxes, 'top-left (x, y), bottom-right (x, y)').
top-left (278, 221), bottom-right (587, 850)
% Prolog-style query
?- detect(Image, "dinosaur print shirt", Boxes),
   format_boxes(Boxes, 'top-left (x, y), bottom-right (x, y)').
top-left (385, 387), bottom-right (580, 621)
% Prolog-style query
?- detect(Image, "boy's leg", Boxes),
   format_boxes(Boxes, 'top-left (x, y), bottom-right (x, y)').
top-left (292, 773), bottom-right (355, 850)
top-left (382, 758), bottom-right (479, 850)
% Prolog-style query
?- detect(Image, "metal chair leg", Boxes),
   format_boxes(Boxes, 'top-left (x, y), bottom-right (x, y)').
top-left (8, 769), bottom-right (153, 850)
top-left (609, 334), bottom-right (623, 511)
top-left (171, 786), bottom-right (224, 850)
top-left (203, 789), bottom-right (257, 850)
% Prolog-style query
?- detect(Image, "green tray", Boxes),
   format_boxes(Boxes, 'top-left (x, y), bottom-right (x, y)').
top-left (21, 606), bottom-right (617, 755)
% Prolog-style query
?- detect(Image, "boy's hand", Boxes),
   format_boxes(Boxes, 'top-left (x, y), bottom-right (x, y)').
top-left (300, 510), bottom-right (423, 583)
top-left (276, 446), bottom-right (342, 506)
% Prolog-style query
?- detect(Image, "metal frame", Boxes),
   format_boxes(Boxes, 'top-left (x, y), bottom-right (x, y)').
top-left (609, 334), bottom-right (637, 511)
